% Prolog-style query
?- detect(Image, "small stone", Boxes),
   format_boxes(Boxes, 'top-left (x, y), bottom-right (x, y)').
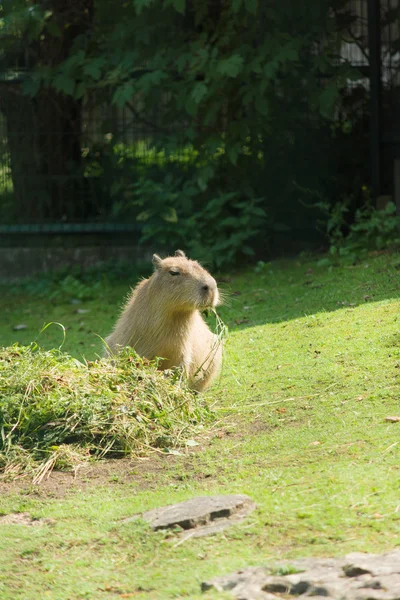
top-left (123, 495), bottom-right (256, 539)
top-left (13, 323), bottom-right (28, 331)
top-left (385, 416), bottom-right (400, 423)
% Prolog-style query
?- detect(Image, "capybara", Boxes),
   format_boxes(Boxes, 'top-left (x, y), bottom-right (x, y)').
top-left (105, 250), bottom-right (223, 391)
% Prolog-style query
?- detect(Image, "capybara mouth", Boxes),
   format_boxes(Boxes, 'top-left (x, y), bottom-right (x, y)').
top-left (199, 291), bottom-right (219, 309)
top-left (199, 301), bottom-right (213, 310)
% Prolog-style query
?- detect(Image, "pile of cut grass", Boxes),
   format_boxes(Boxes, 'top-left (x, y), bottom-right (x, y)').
top-left (0, 344), bottom-right (211, 479)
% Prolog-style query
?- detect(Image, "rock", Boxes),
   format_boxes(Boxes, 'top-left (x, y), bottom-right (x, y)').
top-left (202, 551), bottom-right (400, 599)
top-left (13, 323), bottom-right (28, 331)
top-left (123, 494), bottom-right (256, 539)
top-left (344, 551), bottom-right (400, 577)
top-left (201, 567), bottom-right (273, 599)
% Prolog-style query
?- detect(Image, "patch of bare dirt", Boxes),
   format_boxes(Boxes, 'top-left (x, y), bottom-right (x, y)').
top-left (0, 444), bottom-right (225, 498)
top-left (0, 512), bottom-right (55, 526)
top-left (1, 456), bottom-right (175, 498)
top-left (0, 423), bottom-right (239, 498)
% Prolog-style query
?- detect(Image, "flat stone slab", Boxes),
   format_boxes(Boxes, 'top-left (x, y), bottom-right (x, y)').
top-left (123, 494), bottom-right (256, 539)
top-left (202, 550), bottom-right (400, 599)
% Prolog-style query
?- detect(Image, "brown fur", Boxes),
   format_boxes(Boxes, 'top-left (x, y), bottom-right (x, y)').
top-left (105, 250), bottom-right (223, 391)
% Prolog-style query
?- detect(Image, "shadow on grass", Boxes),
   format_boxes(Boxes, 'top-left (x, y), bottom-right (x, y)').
top-left (1, 252), bottom-right (400, 358)
top-left (216, 251), bottom-right (400, 332)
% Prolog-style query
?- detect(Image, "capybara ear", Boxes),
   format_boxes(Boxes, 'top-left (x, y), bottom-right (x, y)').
top-left (152, 254), bottom-right (163, 269)
top-left (174, 249), bottom-right (186, 257)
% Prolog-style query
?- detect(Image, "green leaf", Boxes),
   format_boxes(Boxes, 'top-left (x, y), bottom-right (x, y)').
top-left (280, 42), bottom-right (299, 62)
top-left (53, 74), bottom-right (75, 96)
top-left (166, 0), bottom-right (186, 14)
top-left (346, 67), bottom-right (364, 81)
top-left (84, 60), bottom-right (104, 81)
top-left (217, 55), bottom-right (244, 78)
top-left (112, 82), bottom-right (135, 107)
top-left (191, 82), bottom-right (208, 104)
top-left (162, 207), bottom-right (178, 223)
top-left (74, 82), bottom-right (85, 99)
top-left (251, 207), bottom-right (266, 217)
top-left (62, 50), bottom-right (86, 72)
top-left (319, 82), bottom-right (339, 117)
top-left (137, 210), bottom-right (151, 222)
top-left (134, 0), bottom-right (154, 15)
top-left (22, 75), bottom-right (41, 97)
top-left (185, 95), bottom-right (198, 116)
top-left (317, 257), bottom-right (333, 267)
top-left (250, 59), bottom-right (262, 74)
top-left (176, 53), bottom-right (191, 73)
top-left (197, 177), bottom-right (207, 192)
top-left (263, 60), bottom-right (279, 79)
top-left (255, 93), bottom-right (269, 116)
top-left (227, 144), bottom-right (241, 165)
top-left (45, 20), bottom-right (61, 37)
top-left (242, 90), bottom-right (254, 106)
top-left (244, 0), bottom-right (258, 14)
top-left (137, 70), bottom-right (167, 93)
top-left (232, 0), bottom-right (243, 12)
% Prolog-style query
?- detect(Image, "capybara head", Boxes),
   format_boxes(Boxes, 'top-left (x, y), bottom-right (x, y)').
top-left (151, 250), bottom-right (219, 311)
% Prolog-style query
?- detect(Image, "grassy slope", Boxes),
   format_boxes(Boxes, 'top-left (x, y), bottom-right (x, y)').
top-left (1, 252), bottom-right (400, 599)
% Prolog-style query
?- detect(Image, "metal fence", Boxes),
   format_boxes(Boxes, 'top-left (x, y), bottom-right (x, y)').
top-left (0, 0), bottom-right (399, 232)
top-left (0, 80), bottom-right (174, 230)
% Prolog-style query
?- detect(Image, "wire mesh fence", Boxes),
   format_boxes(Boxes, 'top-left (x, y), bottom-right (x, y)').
top-left (0, 83), bottom-right (194, 230)
top-left (0, 0), bottom-right (399, 229)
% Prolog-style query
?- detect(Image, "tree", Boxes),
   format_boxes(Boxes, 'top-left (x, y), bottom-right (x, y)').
top-left (0, 0), bottom-right (93, 220)
top-left (0, 0), bottom-right (360, 263)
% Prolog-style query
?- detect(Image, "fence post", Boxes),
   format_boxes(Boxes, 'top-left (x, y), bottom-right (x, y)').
top-left (367, 0), bottom-right (382, 202)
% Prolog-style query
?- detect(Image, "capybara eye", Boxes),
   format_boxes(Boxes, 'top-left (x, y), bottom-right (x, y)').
top-left (169, 270), bottom-right (180, 276)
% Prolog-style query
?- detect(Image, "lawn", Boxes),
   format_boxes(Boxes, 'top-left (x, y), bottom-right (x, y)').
top-left (1, 251), bottom-right (400, 599)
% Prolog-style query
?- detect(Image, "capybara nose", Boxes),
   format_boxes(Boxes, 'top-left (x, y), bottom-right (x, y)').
top-left (201, 279), bottom-right (218, 307)
top-left (201, 279), bottom-right (217, 294)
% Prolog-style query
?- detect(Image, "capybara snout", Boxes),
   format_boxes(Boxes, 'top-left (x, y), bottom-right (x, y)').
top-left (199, 276), bottom-right (219, 308)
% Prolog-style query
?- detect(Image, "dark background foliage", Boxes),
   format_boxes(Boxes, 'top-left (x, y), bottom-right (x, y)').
top-left (0, 0), bottom-right (397, 266)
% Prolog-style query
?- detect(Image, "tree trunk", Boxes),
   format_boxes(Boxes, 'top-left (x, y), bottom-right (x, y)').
top-left (0, 0), bottom-right (93, 222)
top-left (1, 84), bottom-right (83, 221)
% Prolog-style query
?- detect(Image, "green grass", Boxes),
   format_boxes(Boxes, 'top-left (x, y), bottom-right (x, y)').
top-left (0, 267), bottom-right (144, 358)
top-left (0, 345), bottom-right (210, 478)
top-left (1, 251), bottom-right (400, 599)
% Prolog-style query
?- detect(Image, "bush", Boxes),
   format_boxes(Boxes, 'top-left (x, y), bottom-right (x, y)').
top-left (108, 159), bottom-right (267, 268)
top-left (318, 195), bottom-right (400, 265)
